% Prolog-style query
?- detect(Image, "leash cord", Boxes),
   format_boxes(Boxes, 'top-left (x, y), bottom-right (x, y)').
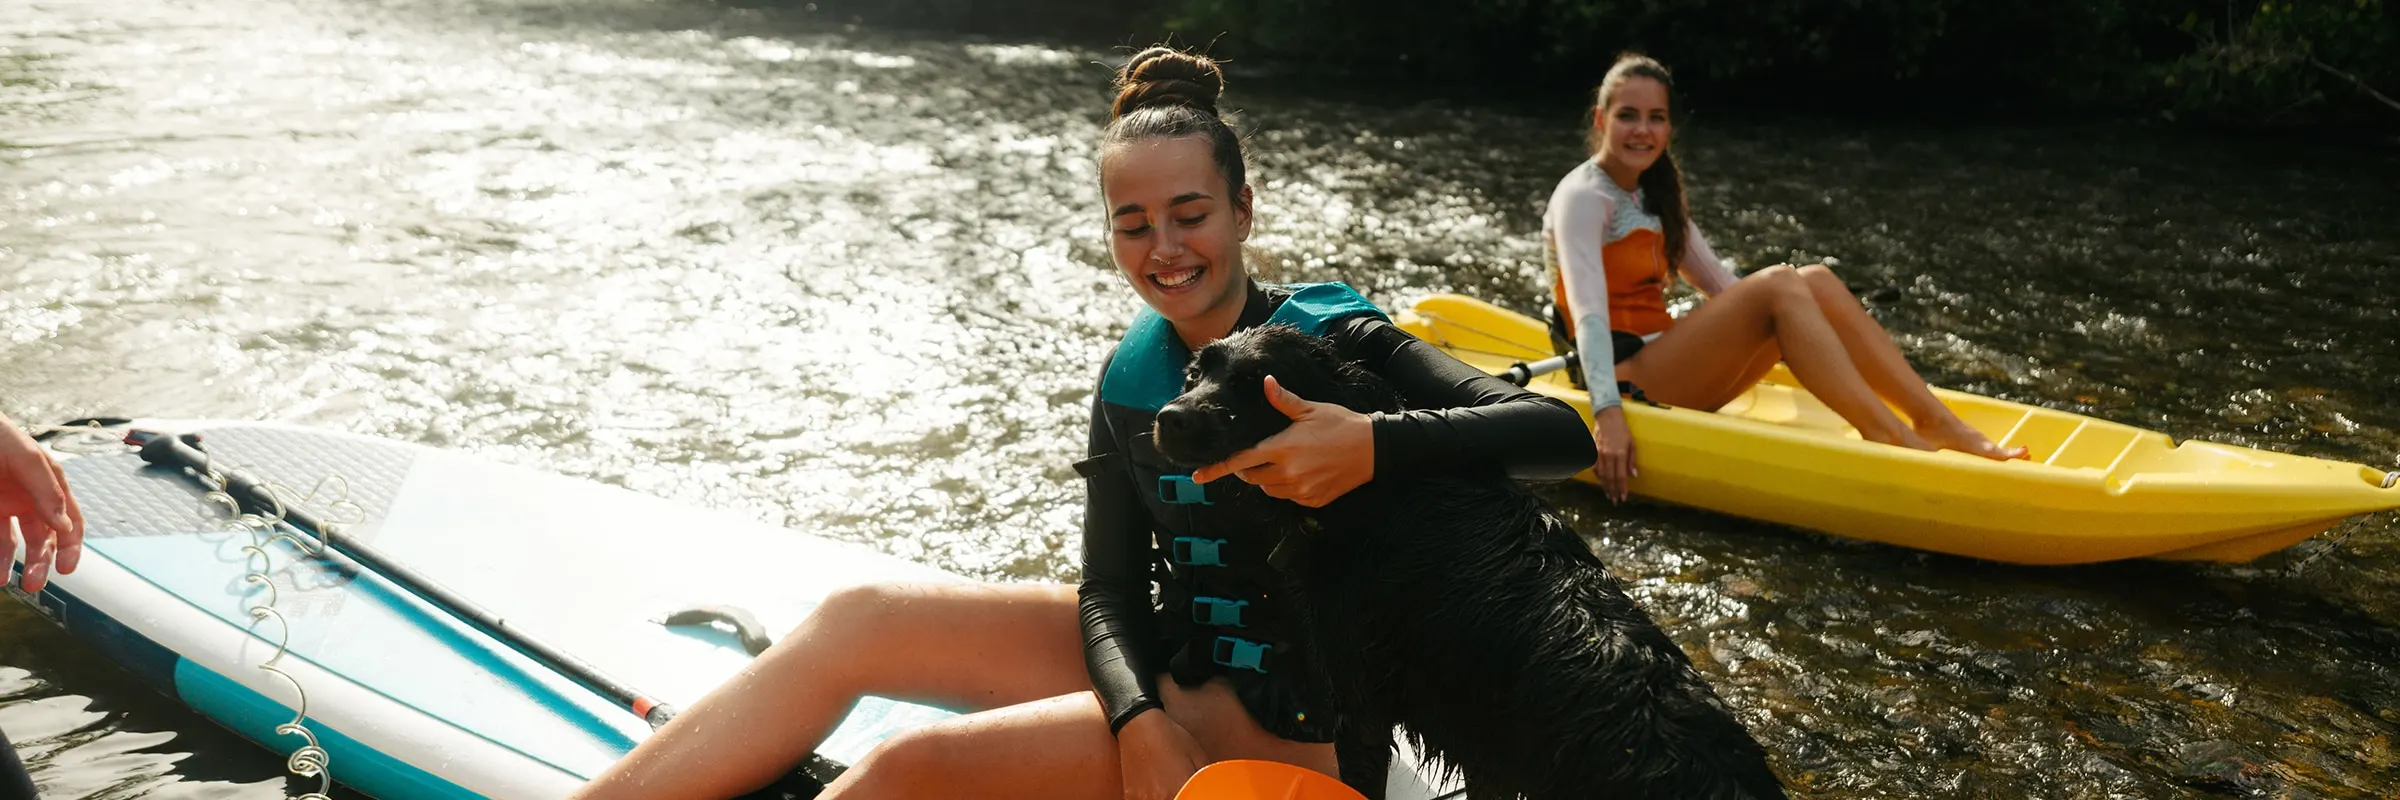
top-left (186, 445), bottom-right (366, 800)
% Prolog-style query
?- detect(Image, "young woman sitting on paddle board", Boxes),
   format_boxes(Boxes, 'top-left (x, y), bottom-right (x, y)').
top-left (570, 46), bottom-right (1593, 800)
top-left (1550, 54), bottom-right (2026, 503)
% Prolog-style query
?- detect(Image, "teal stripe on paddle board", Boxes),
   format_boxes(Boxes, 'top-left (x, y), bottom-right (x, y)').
top-left (173, 658), bottom-right (488, 799)
top-left (94, 533), bottom-right (638, 770)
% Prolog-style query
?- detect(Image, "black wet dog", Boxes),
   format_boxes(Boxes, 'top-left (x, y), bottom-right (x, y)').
top-left (1153, 324), bottom-right (1786, 800)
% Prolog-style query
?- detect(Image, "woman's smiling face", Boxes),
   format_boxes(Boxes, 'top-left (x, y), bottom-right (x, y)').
top-left (1596, 76), bottom-right (1671, 177)
top-left (1101, 134), bottom-right (1253, 341)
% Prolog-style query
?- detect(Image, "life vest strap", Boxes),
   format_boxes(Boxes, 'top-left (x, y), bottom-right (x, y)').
top-left (1191, 596), bottom-right (1250, 628)
top-left (1158, 474), bottom-right (1211, 505)
top-left (1211, 636), bottom-right (1272, 673)
top-left (1170, 536), bottom-right (1228, 566)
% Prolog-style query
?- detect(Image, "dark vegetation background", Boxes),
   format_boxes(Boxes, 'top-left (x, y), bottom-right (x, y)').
top-left (762, 0), bottom-right (2400, 130)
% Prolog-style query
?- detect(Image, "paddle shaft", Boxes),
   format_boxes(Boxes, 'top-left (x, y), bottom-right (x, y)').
top-left (1496, 352), bottom-right (1577, 386)
top-left (136, 432), bottom-right (680, 730)
top-left (1490, 352), bottom-right (1664, 410)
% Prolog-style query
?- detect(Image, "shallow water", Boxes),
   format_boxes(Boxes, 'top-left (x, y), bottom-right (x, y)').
top-left (3, 0), bottom-right (2397, 796)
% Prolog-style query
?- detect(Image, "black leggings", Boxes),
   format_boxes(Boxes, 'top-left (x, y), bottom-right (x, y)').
top-left (0, 726), bottom-right (36, 800)
top-left (1543, 304), bottom-right (1647, 391)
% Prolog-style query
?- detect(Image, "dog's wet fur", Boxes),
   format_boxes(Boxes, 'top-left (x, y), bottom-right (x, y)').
top-left (1154, 324), bottom-right (1786, 800)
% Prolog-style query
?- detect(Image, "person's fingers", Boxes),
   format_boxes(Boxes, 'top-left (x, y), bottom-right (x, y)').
top-left (20, 520), bottom-right (53, 593)
top-left (2, 445), bottom-right (69, 532)
top-left (1602, 451), bottom-right (1630, 504)
top-left (1192, 448), bottom-right (1271, 484)
top-left (1292, 480), bottom-right (1326, 504)
top-left (1249, 477), bottom-right (1295, 499)
top-left (1261, 375), bottom-right (1316, 420)
top-left (45, 456), bottom-right (80, 576)
top-left (1594, 452), bottom-right (1614, 501)
top-left (1235, 463), bottom-right (1291, 486)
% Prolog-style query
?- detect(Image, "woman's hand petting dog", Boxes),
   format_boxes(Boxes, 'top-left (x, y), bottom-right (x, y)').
top-left (1189, 375), bottom-right (1375, 508)
top-left (1116, 710), bottom-right (1210, 800)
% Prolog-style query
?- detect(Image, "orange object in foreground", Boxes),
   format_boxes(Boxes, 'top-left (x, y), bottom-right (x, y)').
top-left (1174, 760), bottom-right (1369, 800)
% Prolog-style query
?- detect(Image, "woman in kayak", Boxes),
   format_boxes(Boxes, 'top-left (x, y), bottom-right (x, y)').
top-left (571, 45), bottom-right (1592, 800)
top-left (1550, 53), bottom-right (2026, 503)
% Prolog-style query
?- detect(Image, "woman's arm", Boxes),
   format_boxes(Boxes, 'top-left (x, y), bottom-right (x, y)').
top-left (1339, 318), bottom-right (1597, 483)
top-left (1074, 370), bottom-right (1165, 735)
top-left (1552, 184), bottom-right (1626, 411)
top-left (1678, 220), bottom-right (1738, 297)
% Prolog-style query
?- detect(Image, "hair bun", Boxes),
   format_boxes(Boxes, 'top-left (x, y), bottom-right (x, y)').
top-left (1112, 46), bottom-right (1225, 121)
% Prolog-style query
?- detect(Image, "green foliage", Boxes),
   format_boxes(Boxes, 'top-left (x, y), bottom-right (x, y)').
top-left (2152, 0), bottom-right (2400, 121)
top-left (1132, 0), bottom-right (2399, 124)
top-left (792, 0), bottom-right (2398, 124)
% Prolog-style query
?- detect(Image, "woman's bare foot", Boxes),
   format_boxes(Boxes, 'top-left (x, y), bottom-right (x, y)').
top-left (1917, 420), bottom-right (2029, 461)
top-left (1860, 423), bottom-right (1937, 453)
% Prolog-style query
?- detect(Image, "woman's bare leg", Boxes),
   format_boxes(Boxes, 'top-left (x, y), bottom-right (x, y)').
top-left (1692, 337), bottom-right (1782, 412)
top-left (824, 678), bottom-right (1336, 800)
top-left (822, 692), bottom-right (1124, 800)
top-left (572, 582), bottom-right (1088, 800)
top-left (1792, 264), bottom-right (2027, 460)
top-left (1624, 265), bottom-right (1929, 449)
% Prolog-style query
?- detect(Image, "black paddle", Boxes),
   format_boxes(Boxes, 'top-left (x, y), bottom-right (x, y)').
top-left (133, 430), bottom-right (683, 731)
top-left (1489, 351), bottom-right (1665, 409)
top-left (1494, 352), bottom-right (1576, 386)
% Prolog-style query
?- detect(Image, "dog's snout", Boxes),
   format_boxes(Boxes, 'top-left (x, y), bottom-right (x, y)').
top-left (1156, 403), bottom-right (1203, 439)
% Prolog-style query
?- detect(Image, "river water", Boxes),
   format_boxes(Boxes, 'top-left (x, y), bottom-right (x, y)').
top-left (4, 0), bottom-right (2397, 797)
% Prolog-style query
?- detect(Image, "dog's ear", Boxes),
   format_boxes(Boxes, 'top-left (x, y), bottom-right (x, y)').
top-left (1264, 326), bottom-right (1402, 415)
top-left (1182, 338), bottom-right (1227, 391)
top-left (1247, 326), bottom-right (1343, 404)
top-left (1324, 359), bottom-right (1404, 414)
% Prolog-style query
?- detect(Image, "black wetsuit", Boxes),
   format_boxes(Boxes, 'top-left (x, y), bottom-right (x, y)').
top-left (0, 727), bottom-right (35, 799)
top-left (1076, 281), bottom-right (1595, 741)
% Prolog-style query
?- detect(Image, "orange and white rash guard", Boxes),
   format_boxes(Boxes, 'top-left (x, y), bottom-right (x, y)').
top-left (1542, 158), bottom-right (1737, 410)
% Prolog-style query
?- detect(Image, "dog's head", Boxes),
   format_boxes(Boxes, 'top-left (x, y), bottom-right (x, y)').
top-left (1152, 324), bottom-right (1403, 468)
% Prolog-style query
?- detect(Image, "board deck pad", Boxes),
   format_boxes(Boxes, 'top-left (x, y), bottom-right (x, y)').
top-left (43, 423), bottom-right (960, 797)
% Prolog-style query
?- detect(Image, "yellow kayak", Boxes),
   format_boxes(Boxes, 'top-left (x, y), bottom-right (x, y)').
top-left (1394, 294), bottom-right (2400, 565)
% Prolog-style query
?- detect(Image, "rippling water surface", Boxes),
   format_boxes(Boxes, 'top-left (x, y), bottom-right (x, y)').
top-left (4, 0), bottom-right (2398, 796)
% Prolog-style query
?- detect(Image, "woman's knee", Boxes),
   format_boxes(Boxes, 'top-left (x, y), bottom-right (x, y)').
top-left (796, 581), bottom-right (994, 656)
top-left (840, 725), bottom-right (974, 794)
top-left (1750, 263), bottom-right (1803, 287)
top-left (1748, 264), bottom-right (1815, 311)
top-left (797, 581), bottom-right (1083, 692)
top-left (1794, 263), bottom-right (1853, 300)
top-left (811, 581), bottom-right (1037, 628)
top-left (802, 582), bottom-right (909, 637)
